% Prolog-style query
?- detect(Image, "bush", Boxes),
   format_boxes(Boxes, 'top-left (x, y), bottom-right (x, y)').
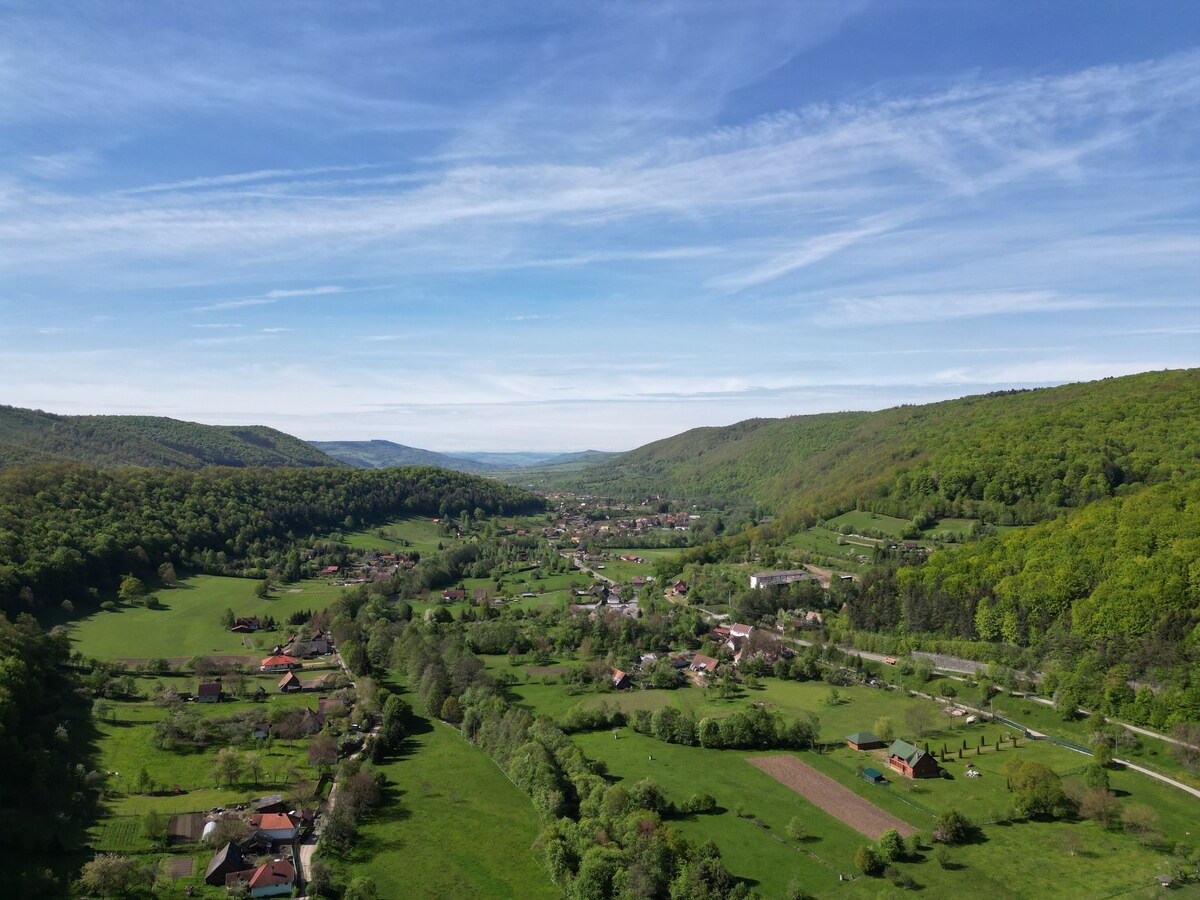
top-left (878, 828), bottom-right (904, 862)
top-left (855, 844), bottom-right (883, 876)
top-left (933, 808), bottom-right (973, 844)
top-left (685, 792), bottom-right (717, 814)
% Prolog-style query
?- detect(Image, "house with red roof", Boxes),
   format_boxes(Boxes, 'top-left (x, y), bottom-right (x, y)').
top-left (260, 655), bottom-right (299, 672)
top-left (226, 858), bottom-right (295, 897)
top-left (248, 812), bottom-right (300, 842)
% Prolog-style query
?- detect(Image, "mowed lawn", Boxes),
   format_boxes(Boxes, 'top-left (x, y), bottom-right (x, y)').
top-left (344, 720), bottom-right (558, 899)
top-left (67, 575), bottom-right (340, 661)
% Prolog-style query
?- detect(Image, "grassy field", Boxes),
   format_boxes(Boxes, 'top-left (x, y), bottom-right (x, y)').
top-left (66, 575), bottom-right (341, 662)
top-left (825, 511), bottom-right (913, 539)
top-left (339, 719), bottom-right (558, 899)
top-left (576, 730), bottom-right (1180, 899)
top-left (342, 516), bottom-right (446, 555)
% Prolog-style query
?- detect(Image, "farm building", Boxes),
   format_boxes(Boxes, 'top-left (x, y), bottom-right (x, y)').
top-left (886, 740), bottom-right (940, 779)
top-left (196, 681), bottom-right (223, 703)
top-left (749, 569), bottom-right (817, 589)
top-left (277, 671), bottom-right (302, 693)
top-left (204, 842), bottom-right (246, 886)
top-left (845, 731), bottom-right (885, 751)
top-left (251, 794), bottom-right (286, 814)
top-left (862, 767), bottom-right (887, 785)
top-left (609, 667), bottom-right (630, 690)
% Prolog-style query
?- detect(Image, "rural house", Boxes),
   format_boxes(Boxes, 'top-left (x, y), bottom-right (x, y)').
top-left (248, 812), bottom-right (299, 842)
top-left (690, 653), bottom-right (720, 675)
top-left (886, 740), bottom-right (940, 779)
top-left (225, 858), bottom-right (296, 897)
top-left (260, 655), bottom-right (299, 672)
top-left (196, 681), bottom-right (223, 703)
top-left (609, 667), bottom-right (630, 690)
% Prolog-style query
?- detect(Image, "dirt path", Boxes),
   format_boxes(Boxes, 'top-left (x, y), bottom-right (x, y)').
top-left (747, 755), bottom-right (917, 840)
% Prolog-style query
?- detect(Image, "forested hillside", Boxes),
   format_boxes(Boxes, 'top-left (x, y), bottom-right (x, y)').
top-left (0, 464), bottom-right (542, 616)
top-left (0, 406), bottom-right (341, 470)
top-left (565, 369), bottom-right (1200, 527)
top-left (841, 480), bottom-right (1200, 727)
top-left (310, 439), bottom-right (498, 473)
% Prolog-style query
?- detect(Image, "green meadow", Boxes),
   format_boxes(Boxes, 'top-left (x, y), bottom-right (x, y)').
top-left (576, 730), bottom-right (1180, 899)
top-left (67, 575), bottom-right (342, 662)
top-left (337, 719), bottom-right (558, 899)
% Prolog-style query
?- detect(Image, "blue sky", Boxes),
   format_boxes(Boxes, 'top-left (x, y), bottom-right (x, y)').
top-left (2, 1), bottom-right (1198, 451)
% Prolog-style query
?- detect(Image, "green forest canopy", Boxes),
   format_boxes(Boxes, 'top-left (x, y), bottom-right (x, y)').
top-left (0, 406), bottom-right (342, 470)
top-left (0, 464), bottom-right (543, 616)
top-left (557, 369), bottom-right (1200, 529)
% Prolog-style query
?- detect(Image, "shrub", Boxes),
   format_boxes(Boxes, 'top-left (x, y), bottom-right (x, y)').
top-left (933, 808), bottom-right (973, 844)
top-left (855, 844), bottom-right (883, 876)
top-left (685, 792), bottom-right (717, 814)
top-left (878, 828), bottom-right (904, 862)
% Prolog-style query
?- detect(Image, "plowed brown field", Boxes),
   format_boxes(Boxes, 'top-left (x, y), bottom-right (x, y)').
top-left (747, 755), bottom-right (918, 840)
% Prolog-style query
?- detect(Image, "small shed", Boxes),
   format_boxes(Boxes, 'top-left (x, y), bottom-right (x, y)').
top-left (845, 731), bottom-right (885, 751)
top-left (862, 767), bottom-right (887, 785)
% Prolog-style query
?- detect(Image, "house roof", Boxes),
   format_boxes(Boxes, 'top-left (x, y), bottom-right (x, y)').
top-left (888, 740), bottom-right (927, 764)
top-left (249, 812), bottom-right (297, 831)
top-left (250, 859), bottom-right (295, 889)
top-left (846, 731), bottom-right (881, 745)
top-left (251, 793), bottom-right (283, 811)
top-left (204, 842), bottom-right (245, 881)
top-left (261, 655), bottom-right (298, 667)
top-left (197, 682), bottom-right (222, 697)
top-left (691, 653), bottom-right (719, 673)
top-left (278, 671), bottom-right (301, 688)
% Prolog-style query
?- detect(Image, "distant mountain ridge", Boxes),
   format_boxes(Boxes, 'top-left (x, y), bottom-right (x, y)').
top-left (313, 442), bottom-right (621, 474)
top-left (310, 440), bottom-right (500, 473)
top-left (0, 406), bottom-right (341, 470)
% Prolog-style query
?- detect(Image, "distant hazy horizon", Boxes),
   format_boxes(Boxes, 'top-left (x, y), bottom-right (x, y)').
top-left (3, 2), bottom-right (1197, 450)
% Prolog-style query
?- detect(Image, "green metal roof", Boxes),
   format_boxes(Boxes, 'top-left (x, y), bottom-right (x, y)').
top-left (887, 739), bottom-right (926, 763)
top-left (845, 731), bottom-right (881, 744)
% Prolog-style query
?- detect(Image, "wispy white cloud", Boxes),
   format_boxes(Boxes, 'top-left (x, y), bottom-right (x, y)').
top-left (812, 291), bottom-right (1104, 327)
top-left (123, 165), bottom-right (380, 195)
top-left (193, 285), bottom-right (346, 312)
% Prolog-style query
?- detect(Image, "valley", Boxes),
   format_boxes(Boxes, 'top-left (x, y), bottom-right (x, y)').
top-left (1, 371), bottom-right (1199, 899)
